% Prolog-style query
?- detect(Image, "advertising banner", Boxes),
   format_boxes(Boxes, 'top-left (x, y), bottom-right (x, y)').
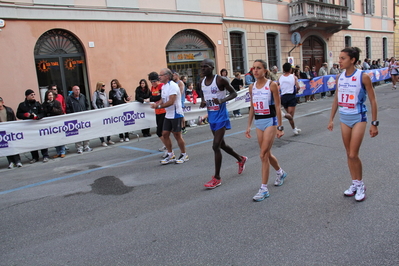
top-left (296, 68), bottom-right (390, 97)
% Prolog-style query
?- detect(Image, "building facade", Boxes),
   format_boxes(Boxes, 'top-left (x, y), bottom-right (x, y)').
top-left (0, 0), bottom-right (394, 109)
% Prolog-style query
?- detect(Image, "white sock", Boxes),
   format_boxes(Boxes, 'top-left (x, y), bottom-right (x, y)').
top-left (261, 184), bottom-right (268, 190)
top-left (353, 180), bottom-right (363, 186)
top-left (276, 168), bottom-right (283, 175)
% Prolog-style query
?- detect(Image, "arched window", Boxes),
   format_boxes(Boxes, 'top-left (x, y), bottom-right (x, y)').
top-left (34, 29), bottom-right (89, 102)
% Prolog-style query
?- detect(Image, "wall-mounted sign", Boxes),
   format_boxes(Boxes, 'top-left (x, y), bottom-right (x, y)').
top-left (168, 50), bottom-right (210, 63)
top-left (291, 32), bottom-right (301, 45)
top-left (287, 57), bottom-right (295, 66)
top-left (64, 58), bottom-right (85, 71)
top-left (37, 60), bottom-right (59, 73)
top-left (0, 19), bottom-right (5, 28)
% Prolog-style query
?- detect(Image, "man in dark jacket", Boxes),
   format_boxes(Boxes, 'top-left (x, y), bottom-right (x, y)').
top-left (0, 96), bottom-right (23, 168)
top-left (16, 89), bottom-right (49, 163)
top-left (66, 85), bottom-right (92, 154)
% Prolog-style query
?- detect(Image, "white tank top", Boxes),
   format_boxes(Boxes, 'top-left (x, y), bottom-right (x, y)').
top-left (252, 80), bottom-right (273, 115)
top-left (278, 74), bottom-right (296, 95)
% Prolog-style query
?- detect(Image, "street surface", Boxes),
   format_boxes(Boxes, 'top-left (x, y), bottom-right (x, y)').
top-left (0, 84), bottom-right (398, 266)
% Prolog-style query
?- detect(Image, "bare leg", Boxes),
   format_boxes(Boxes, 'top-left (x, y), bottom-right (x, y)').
top-left (340, 122), bottom-right (366, 181)
top-left (212, 127), bottom-right (242, 179)
top-left (162, 131), bottom-right (173, 153)
top-left (256, 126), bottom-right (277, 185)
top-left (172, 131), bottom-right (186, 154)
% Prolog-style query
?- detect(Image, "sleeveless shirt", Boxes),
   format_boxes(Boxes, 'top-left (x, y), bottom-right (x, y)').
top-left (337, 69), bottom-right (367, 115)
top-left (201, 75), bottom-right (229, 123)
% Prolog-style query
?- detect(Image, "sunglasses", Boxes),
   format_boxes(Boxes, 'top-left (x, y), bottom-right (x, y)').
top-left (101, 85), bottom-right (105, 87)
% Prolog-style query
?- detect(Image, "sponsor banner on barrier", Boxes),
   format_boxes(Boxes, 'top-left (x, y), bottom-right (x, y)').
top-left (297, 68), bottom-right (390, 97)
top-left (0, 90), bottom-right (251, 157)
top-left (0, 103), bottom-right (155, 157)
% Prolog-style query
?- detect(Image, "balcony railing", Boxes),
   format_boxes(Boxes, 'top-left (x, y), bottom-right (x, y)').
top-left (288, 0), bottom-right (351, 32)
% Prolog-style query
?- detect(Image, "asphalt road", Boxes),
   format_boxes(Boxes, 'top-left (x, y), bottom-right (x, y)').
top-left (0, 84), bottom-right (398, 266)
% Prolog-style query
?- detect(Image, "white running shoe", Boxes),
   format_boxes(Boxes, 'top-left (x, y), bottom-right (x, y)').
top-left (162, 150), bottom-right (168, 158)
top-left (175, 154), bottom-right (189, 164)
top-left (344, 184), bottom-right (357, 197)
top-left (8, 162), bottom-right (14, 169)
top-left (274, 170), bottom-right (287, 186)
top-left (125, 138), bottom-right (130, 142)
top-left (293, 128), bottom-right (301, 135)
top-left (160, 154), bottom-right (176, 165)
top-left (159, 146), bottom-right (166, 152)
top-left (355, 184), bottom-right (366, 202)
top-left (253, 188), bottom-right (270, 202)
top-left (120, 138), bottom-right (124, 142)
top-left (101, 142), bottom-right (108, 147)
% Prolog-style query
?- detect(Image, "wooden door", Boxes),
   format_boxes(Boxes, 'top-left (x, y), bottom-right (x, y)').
top-left (302, 36), bottom-right (325, 74)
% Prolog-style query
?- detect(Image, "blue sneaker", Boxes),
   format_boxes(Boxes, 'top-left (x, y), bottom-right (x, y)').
top-left (274, 170), bottom-right (287, 186)
top-left (253, 188), bottom-right (270, 202)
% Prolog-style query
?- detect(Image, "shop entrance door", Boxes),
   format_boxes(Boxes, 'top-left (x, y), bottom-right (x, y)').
top-left (34, 29), bottom-right (89, 104)
top-left (166, 30), bottom-right (215, 88)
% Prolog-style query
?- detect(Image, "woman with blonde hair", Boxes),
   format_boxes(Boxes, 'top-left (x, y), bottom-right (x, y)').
top-left (92, 81), bottom-right (114, 146)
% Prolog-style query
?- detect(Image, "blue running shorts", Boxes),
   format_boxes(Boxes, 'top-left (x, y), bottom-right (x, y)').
top-left (209, 120), bottom-right (231, 131)
top-left (340, 112), bottom-right (367, 128)
top-left (254, 117), bottom-right (277, 131)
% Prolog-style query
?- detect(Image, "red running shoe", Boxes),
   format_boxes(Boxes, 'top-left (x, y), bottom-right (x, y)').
top-left (237, 156), bottom-right (248, 174)
top-left (204, 176), bottom-right (221, 189)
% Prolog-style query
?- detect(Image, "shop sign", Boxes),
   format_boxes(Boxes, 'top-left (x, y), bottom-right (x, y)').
top-left (37, 60), bottom-right (59, 73)
top-left (64, 58), bottom-right (85, 71)
top-left (168, 51), bottom-right (210, 63)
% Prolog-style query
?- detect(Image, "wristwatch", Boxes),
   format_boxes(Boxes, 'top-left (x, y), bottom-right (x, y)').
top-left (157, 104), bottom-right (161, 109)
top-left (371, 120), bottom-right (379, 126)
top-left (277, 126), bottom-right (284, 131)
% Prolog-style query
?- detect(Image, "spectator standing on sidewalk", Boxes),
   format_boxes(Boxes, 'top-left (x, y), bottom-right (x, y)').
top-left (0, 96), bottom-right (22, 168)
top-left (66, 85), bottom-right (92, 154)
top-left (42, 90), bottom-right (67, 158)
top-left (318, 62), bottom-right (328, 98)
top-left (17, 89), bottom-right (49, 163)
top-left (109, 79), bottom-right (131, 142)
top-left (135, 79), bottom-right (152, 137)
top-left (231, 72), bottom-right (243, 117)
top-left (92, 81), bottom-right (115, 146)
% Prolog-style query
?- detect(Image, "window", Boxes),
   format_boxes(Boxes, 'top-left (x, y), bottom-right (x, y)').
top-left (267, 33), bottom-right (278, 70)
top-left (382, 0), bottom-right (388, 16)
top-left (364, 0), bottom-right (374, 15)
top-left (365, 37), bottom-right (371, 58)
top-left (345, 36), bottom-right (352, 47)
top-left (341, 0), bottom-right (354, 11)
top-left (230, 32), bottom-right (245, 74)
top-left (383, 38), bottom-right (387, 60)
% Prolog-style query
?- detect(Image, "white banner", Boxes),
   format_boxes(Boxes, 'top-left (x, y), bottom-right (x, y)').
top-left (0, 89), bottom-right (250, 157)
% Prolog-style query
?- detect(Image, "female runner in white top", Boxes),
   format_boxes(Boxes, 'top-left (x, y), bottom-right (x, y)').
top-left (246, 59), bottom-right (286, 202)
top-left (328, 47), bottom-right (378, 202)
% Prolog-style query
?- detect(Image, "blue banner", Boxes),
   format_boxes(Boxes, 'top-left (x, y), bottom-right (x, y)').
top-left (296, 67), bottom-right (391, 97)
